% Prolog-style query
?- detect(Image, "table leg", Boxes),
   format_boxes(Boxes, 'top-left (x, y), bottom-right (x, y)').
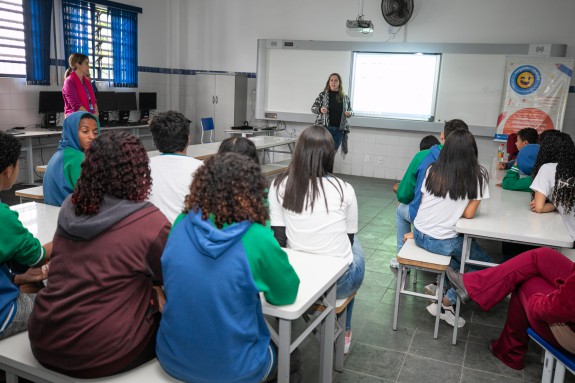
top-left (319, 283), bottom-right (336, 383)
top-left (452, 234), bottom-right (472, 345)
top-left (23, 137), bottom-right (35, 185)
top-left (277, 318), bottom-right (292, 383)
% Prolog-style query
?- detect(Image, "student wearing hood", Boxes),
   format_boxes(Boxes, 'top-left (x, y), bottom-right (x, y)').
top-left (501, 144), bottom-right (540, 192)
top-left (43, 111), bottom-right (99, 206)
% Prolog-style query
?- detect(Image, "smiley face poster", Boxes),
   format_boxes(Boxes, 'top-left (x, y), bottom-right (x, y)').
top-left (495, 57), bottom-right (574, 139)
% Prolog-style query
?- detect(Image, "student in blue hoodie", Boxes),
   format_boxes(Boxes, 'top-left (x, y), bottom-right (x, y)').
top-left (43, 111), bottom-right (99, 206)
top-left (156, 152), bottom-right (300, 383)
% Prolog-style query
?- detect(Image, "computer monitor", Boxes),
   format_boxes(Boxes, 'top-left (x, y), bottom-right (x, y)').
top-left (116, 92), bottom-right (137, 123)
top-left (38, 91), bottom-right (64, 127)
top-left (138, 92), bottom-right (156, 121)
top-left (96, 92), bottom-right (117, 125)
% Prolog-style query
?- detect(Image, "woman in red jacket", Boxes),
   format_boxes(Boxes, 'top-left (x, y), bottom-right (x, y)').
top-left (447, 247), bottom-right (575, 370)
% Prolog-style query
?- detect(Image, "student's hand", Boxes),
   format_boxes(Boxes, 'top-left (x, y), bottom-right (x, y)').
top-left (497, 162), bottom-right (505, 170)
top-left (42, 241), bottom-right (53, 261)
top-left (320, 107), bottom-right (328, 114)
top-left (14, 265), bottom-right (49, 285)
top-left (392, 183), bottom-right (399, 193)
top-left (344, 111), bottom-right (352, 117)
top-left (154, 286), bottom-right (166, 313)
top-left (530, 200), bottom-right (537, 212)
top-left (403, 232), bottom-right (413, 243)
top-left (496, 183), bottom-right (502, 188)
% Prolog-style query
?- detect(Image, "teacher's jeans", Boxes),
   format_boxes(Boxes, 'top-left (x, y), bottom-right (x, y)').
top-left (336, 236), bottom-right (365, 331)
top-left (326, 126), bottom-right (344, 152)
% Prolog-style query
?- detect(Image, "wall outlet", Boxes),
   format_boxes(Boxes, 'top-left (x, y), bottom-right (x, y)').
top-left (364, 155), bottom-right (370, 162)
top-left (378, 156), bottom-right (384, 165)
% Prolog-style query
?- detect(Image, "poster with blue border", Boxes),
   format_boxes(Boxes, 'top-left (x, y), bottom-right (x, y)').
top-left (495, 57), bottom-right (574, 140)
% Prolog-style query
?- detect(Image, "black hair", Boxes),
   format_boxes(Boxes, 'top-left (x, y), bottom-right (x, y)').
top-left (517, 127), bottom-right (538, 144)
top-left (531, 131), bottom-right (575, 214)
top-left (443, 119), bottom-right (469, 139)
top-left (0, 131), bottom-right (22, 173)
top-left (218, 137), bottom-right (259, 165)
top-left (419, 135), bottom-right (440, 151)
top-left (273, 125), bottom-right (342, 213)
top-left (537, 129), bottom-right (561, 145)
top-left (425, 129), bottom-right (488, 200)
top-left (149, 111), bottom-right (190, 153)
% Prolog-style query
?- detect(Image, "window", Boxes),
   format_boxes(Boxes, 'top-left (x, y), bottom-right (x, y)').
top-left (350, 52), bottom-right (441, 121)
top-left (62, 0), bottom-right (140, 87)
top-left (0, 0), bottom-right (25, 76)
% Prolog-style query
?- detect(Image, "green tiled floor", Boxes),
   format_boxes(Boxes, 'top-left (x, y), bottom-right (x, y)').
top-left (295, 174), bottom-right (575, 383)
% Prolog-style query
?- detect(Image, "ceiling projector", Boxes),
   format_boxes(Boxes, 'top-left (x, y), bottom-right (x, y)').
top-left (346, 18), bottom-right (374, 34)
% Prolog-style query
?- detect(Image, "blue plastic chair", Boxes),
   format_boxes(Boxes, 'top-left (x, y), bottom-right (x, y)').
top-left (528, 327), bottom-right (575, 383)
top-left (200, 117), bottom-right (215, 144)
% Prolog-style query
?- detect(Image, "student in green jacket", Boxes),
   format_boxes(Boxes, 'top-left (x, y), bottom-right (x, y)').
top-left (501, 144), bottom-right (539, 192)
top-left (0, 131), bottom-right (52, 340)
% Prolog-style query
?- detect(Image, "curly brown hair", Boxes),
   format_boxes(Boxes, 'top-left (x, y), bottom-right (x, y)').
top-left (183, 152), bottom-right (268, 228)
top-left (72, 132), bottom-right (152, 215)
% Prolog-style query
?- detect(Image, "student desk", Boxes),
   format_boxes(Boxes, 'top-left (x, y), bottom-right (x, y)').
top-left (147, 136), bottom-right (297, 164)
top-left (7, 202), bottom-right (347, 383)
top-left (451, 162), bottom-right (573, 345)
top-left (262, 249), bottom-right (348, 383)
top-left (225, 126), bottom-right (285, 137)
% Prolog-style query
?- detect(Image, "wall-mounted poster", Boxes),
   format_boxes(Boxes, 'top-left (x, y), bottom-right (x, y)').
top-left (495, 57), bottom-right (574, 140)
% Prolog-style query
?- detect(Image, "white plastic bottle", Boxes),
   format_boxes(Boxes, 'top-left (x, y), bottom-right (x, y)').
top-left (498, 143), bottom-right (505, 163)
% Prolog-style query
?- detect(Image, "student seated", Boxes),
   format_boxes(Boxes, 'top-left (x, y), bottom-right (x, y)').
top-left (218, 136), bottom-right (260, 164)
top-left (446, 247), bottom-right (575, 370)
top-left (156, 153), bottom-right (300, 383)
top-left (43, 111), bottom-right (99, 206)
top-left (497, 127), bottom-right (538, 170)
top-left (268, 125), bottom-right (364, 354)
top-left (412, 130), bottom-right (493, 327)
top-left (0, 131), bottom-right (52, 340)
top-left (501, 143), bottom-right (539, 192)
top-left (392, 134), bottom-right (440, 194)
top-left (530, 131), bottom-right (575, 246)
top-left (148, 111), bottom-right (203, 223)
top-left (395, 119), bottom-right (469, 257)
top-left (29, 132), bottom-right (170, 379)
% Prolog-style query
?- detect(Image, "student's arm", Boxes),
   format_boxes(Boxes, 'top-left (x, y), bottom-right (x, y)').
top-left (0, 205), bottom-right (46, 267)
top-left (530, 191), bottom-right (555, 213)
top-left (42, 242), bottom-right (53, 261)
top-left (63, 148), bottom-right (85, 190)
top-left (462, 200), bottom-right (481, 219)
top-left (396, 151), bottom-right (427, 204)
top-left (501, 167), bottom-right (533, 192)
top-left (243, 225), bottom-right (300, 306)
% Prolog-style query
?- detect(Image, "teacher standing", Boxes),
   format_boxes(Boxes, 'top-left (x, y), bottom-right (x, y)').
top-left (311, 73), bottom-right (352, 154)
top-left (62, 53), bottom-right (98, 117)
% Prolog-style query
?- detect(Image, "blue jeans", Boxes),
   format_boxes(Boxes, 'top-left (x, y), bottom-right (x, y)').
top-left (336, 236), bottom-right (365, 331)
top-left (413, 228), bottom-right (492, 305)
top-left (326, 126), bottom-right (344, 152)
top-left (396, 203), bottom-right (412, 253)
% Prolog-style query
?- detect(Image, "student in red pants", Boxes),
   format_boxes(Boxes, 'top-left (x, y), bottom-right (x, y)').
top-left (446, 247), bottom-right (575, 370)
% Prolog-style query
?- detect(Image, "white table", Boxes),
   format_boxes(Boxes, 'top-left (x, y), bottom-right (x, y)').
top-left (262, 249), bottom-right (347, 383)
top-left (148, 136), bottom-right (297, 164)
top-left (225, 127), bottom-right (285, 137)
top-left (451, 161), bottom-right (573, 344)
top-left (9, 202), bottom-right (59, 245)
top-left (8, 202), bottom-right (347, 383)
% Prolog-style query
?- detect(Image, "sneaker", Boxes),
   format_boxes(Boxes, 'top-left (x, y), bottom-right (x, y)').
top-left (389, 258), bottom-right (399, 269)
top-left (426, 302), bottom-right (466, 328)
top-left (423, 283), bottom-right (437, 297)
top-left (344, 332), bottom-right (352, 354)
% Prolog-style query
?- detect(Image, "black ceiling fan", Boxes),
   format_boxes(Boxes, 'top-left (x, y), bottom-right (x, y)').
top-left (381, 0), bottom-right (414, 27)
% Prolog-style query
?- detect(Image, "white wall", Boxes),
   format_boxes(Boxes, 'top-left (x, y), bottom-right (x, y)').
top-left (4, 0), bottom-right (575, 183)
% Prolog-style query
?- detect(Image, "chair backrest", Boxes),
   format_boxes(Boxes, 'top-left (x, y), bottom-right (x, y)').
top-left (201, 117), bottom-right (214, 131)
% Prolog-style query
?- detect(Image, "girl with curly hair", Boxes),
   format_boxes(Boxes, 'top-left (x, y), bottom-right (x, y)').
top-left (268, 125), bottom-right (365, 354)
top-left (530, 131), bottom-right (575, 241)
top-left (29, 132), bottom-right (170, 378)
top-left (156, 153), bottom-right (300, 383)
top-left (43, 111), bottom-right (99, 206)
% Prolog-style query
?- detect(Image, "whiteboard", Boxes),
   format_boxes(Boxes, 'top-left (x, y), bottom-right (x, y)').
top-left (255, 40), bottom-right (564, 134)
top-left (265, 49), bottom-right (352, 114)
top-left (435, 54), bottom-right (507, 128)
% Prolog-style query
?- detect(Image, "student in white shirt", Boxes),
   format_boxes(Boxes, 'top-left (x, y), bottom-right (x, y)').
top-left (530, 131), bottom-right (575, 244)
top-left (268, 125), bottom-right (364, 354)
top-left (148, 111), bottom-right (203, 224)
top-left (413, 129), bottom-right (492, 327)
